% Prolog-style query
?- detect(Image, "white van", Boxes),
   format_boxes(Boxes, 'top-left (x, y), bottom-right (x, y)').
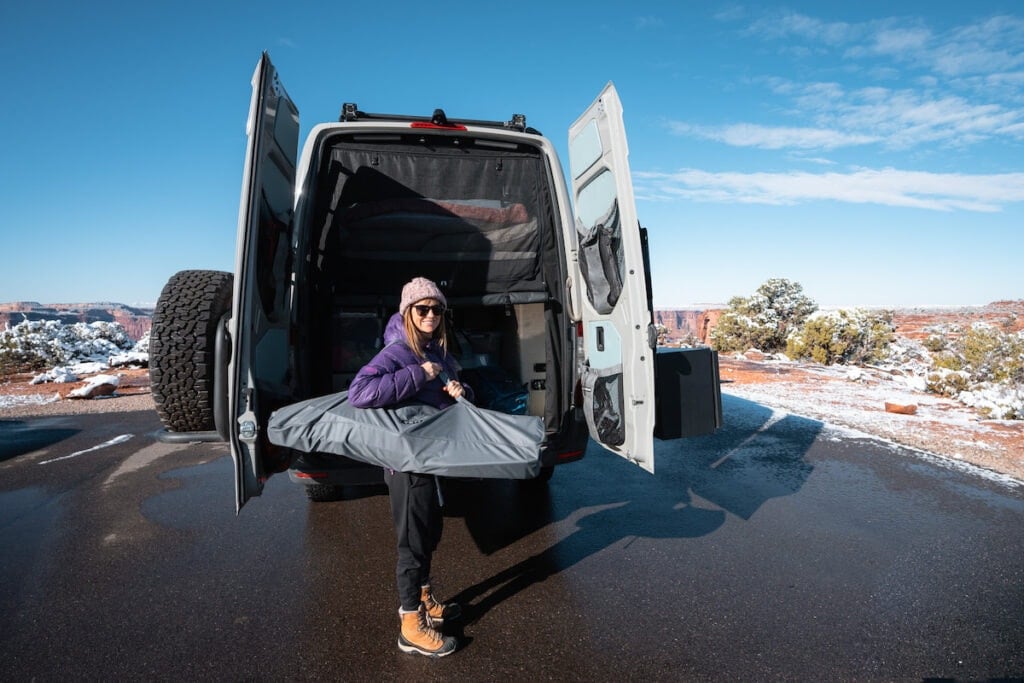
top-left (149, 53), bottom-right (721, 511)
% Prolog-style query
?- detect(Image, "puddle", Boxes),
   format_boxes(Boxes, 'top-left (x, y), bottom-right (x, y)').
top-left (0, 487), bottom-right (66, 601)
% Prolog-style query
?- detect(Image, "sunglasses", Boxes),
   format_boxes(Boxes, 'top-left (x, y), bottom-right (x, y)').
top-left (412, 304), bottom-right (445, 317)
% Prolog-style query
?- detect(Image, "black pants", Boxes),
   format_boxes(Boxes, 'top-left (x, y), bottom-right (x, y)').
top-left (384, 469), bottom-right (443, 611)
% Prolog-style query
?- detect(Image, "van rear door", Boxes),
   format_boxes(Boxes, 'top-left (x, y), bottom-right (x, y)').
top-left (229, 52), bottom-right (299, 511)
top-left (567, 83), bottom-right (658, 473)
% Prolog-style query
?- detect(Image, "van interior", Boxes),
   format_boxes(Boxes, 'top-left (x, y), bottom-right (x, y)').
top-left (293, 130), bottom-right (574, 434)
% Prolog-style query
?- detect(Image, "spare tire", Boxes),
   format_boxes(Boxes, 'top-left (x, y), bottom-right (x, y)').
top-left (150, 270), bottom-right (233, 433)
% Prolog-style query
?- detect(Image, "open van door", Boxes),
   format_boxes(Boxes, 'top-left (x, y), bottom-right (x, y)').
top-left (567, 83), bottom-right (658, 473)
top-left (229, 53), bottom-right (299, 511)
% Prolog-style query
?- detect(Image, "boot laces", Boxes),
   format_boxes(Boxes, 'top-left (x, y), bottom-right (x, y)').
top-left (417, 608), bottom-right (443, 645)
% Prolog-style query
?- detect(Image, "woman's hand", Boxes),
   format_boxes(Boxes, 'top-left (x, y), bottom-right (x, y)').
top-left (420, 361), bottom-right (442, 380)
top-left (444, 380), bottom-right (464, 399)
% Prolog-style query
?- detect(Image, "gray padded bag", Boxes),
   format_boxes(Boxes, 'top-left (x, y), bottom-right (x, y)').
top-left (267, 392), bottom-right (543, 479)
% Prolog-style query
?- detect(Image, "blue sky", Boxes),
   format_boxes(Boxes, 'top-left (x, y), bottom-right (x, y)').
top-left (1, 1), bottom-right (1021, 309)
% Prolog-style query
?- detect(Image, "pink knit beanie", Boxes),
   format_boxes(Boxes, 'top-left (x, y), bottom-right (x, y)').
top-left (399, 277), bottom-right (447, 315)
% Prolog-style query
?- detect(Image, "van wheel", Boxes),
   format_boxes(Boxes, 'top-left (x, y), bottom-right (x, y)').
top-left (305, 484), bottom-right (344, 502)
top-left (150, 270), bottom-right (233, 433)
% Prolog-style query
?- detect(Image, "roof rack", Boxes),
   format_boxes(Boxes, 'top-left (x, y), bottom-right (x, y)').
top-left (339, 103), bottom-right (539, 135)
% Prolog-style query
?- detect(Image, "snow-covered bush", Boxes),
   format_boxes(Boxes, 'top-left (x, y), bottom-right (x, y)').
top-left (0, 319), bottom-right (136, 375)
top-left (959, 324), bottom-right (1024, 384)
top-left (132, 331), bottom-right (150, 354)
top-left (880, 335), bottom-right (933, 375)
top-left (710, 278), bottom-right (818, 354)
top-left (786, 308), bottom-right (895, 365)
top-left (109, 331), bottom-right (151, 369)
top-left (921, 322), bottom-right (1024, 419)
top-left (958, 383), bottom-right (1024, 420)
top-left (924, 366), bottom-right (971, 397)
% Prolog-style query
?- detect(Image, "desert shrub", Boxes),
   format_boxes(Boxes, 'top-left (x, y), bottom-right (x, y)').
top-left (677, 332), bottom-right (706, 348)
top-left (925, 367), bottom-right (971, 397)
top-left (931, 353), bottom-right (963, 372)
top-left (655, 324), bottom-right (669, 346)
top-left (960, 325), bottom-right (1002, 377)
top-left (786, 308), bottom-right (895, 365)
top-left (710, 278), bottom-right (817, 354)
top-left (949, 324), bottom-right (1024, 384)
top-left (0, 341), bottom-right (48, 374)
top-left (959, 383), bottom-right (1024, 420)
top-left (0, 319), bottom-right (133, 375)
top-left (923, 334), bottom-right (946, 352)
top-left (920, 323), bottom-right (1024, 419)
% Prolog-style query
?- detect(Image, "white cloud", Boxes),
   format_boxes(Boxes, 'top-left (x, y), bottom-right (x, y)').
top-left (634, 167), bottom-right (1024, 212)
top-left (747, 12), bottom-right (858, 46)
top-left (744, 11), bottom-right (1024, 80)
top-left (814, 87), bottom-right (1023, 148)
top-left (669, 121), bottom-right (878, 150)
top-left (789, 155), bottom-right (837, 166)
top-left (673, 79), bottom-right (1024, 151)
top-left (870, 27), bottom-right (932, 55)
top-left (933, 15), bottom-right (1024, 76)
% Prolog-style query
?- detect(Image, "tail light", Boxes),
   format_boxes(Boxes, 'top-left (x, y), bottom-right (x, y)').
top-left (410, 121), bottom-right (467, 131)
top-left (293, 471), bottom-right (329, 480)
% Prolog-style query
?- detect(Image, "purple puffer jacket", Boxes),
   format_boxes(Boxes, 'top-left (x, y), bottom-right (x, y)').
top-left (348, 313), bottom-right (472, 409)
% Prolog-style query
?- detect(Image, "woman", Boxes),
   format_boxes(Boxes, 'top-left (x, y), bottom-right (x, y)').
top-left (348, 277), bottom-right (469, 658)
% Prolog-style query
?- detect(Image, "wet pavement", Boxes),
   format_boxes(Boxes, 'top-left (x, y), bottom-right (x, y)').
top-left (1, 396), bottom-right (1022, 680)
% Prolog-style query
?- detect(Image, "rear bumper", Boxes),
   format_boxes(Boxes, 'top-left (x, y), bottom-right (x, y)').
top-left (288, 452), bottom-right (384, 487)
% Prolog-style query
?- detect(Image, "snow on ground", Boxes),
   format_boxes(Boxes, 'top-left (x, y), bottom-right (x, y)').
top-left (0, 392), bottom-right (62, 409)
top-left (1, 319), bottom-right (148, 409)
top-left (720, 355), bottom-right (1024, 486)
top-left (3, 317), bottom-right (1022, 483)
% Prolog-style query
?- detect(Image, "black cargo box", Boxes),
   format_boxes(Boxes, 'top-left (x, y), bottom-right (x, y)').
top-left (654, 348), bottom-right (722, 440)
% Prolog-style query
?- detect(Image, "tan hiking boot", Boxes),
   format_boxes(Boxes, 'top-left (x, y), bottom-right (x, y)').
top-left (398, 605), bottom-right (457, 658)
top-left (421, 584), bottom-right (462, 626)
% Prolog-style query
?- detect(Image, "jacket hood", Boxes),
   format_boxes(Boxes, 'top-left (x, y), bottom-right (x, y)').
top-left (383, 313), bottom-right (406, 346)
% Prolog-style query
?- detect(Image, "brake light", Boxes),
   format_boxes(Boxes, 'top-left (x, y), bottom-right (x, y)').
top-left (293, 471), bottom-right (329, 480)
top-left (410, 121), bottom-right (467, 131)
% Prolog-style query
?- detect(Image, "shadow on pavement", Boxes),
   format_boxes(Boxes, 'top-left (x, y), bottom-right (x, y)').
top-left (447, 393), bottom-right (822, 625)
top-left (0, 419), bottom-right (80, 462)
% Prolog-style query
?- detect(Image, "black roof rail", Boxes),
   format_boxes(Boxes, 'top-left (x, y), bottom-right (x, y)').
top-left (339, 103), bottom-right (540, 135)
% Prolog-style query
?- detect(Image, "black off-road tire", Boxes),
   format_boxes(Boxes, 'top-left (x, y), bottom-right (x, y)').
top-left (150, 270), bottom-right (233, 433)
